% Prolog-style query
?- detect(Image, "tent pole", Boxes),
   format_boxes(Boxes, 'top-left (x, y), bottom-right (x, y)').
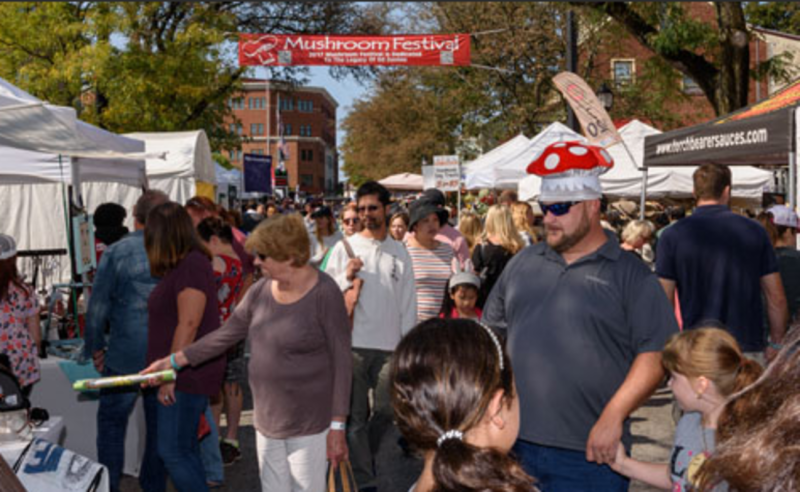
top-left (617, 139), bottom-right (647, 220)
top-left (791, 108), bottom-right (797, 210)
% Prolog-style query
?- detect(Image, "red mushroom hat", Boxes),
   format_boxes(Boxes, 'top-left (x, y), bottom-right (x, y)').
top-left (526, 141), bottom-right (614, 201)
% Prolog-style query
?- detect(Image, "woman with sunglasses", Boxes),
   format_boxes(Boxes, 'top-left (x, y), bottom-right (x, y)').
top-left (340, 203), bottom-right (363, 237)
top-left (143, 213), bottom-right (352, 492)
top-left (472, 205), bottom-right (524, 309)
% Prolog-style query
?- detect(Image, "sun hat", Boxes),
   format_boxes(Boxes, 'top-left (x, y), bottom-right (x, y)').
top-left (408, 200), bottom-right (448, 231)
top-left (0, 234), bottom-right (17, 260)
top-left (526, 141), bottom-right (614, 202)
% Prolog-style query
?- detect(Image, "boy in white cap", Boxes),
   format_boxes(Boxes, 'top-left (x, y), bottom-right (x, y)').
top-left (482, 141), bottom-right (678, 492)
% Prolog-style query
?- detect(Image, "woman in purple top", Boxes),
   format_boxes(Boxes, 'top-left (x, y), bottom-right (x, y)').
top-left (143, 213), bottom-right (352, 492)
top-left (144, 202), bottom-right (225, 492)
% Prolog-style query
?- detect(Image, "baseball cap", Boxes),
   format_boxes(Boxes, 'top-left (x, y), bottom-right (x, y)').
top-left (768, 205), bottom-right (798, 228)
top-left (450, 271), bottom-right (481, 290)
top-left (0, 234), bottom-right (17, 260)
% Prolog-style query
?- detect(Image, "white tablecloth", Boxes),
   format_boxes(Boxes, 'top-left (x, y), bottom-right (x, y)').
top-left (30, 357), bottom-right (146, 477)
top-left (0, 415), bottom-right (65, 466)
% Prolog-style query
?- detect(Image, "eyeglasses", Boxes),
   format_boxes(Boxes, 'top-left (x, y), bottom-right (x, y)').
top-left (539, 201), bottom-right (580, 217)
top-left (343, 218), bottom-right (360, 225)
top-left (357, 205), bottom-right (381, 213)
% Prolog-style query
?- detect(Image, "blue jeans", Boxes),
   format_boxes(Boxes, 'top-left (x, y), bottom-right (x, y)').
top-left (200, 403), bottom-right (224, 484)
top-left (513, 440), bottom-right (629, 492)
top-left (97, 367), bottom-right (164, 492)
top-left (149, 390), bottom-right (209, 492)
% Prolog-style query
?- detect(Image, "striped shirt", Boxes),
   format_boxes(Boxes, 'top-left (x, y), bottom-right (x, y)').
top-left (407, 242), bottom-right (455, 321)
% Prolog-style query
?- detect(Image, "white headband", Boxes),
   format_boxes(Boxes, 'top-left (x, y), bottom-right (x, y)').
top-left (478, 322), bottom-right (504, 371)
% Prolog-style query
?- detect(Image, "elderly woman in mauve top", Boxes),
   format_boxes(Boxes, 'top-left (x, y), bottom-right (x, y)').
top-left (143, 212), bottom-right (352, 492)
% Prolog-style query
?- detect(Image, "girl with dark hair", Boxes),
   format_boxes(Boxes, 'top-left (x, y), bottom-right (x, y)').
top-left (391, 318), bottom-right (537, 492)
top-left (438, 272), bottom-right (482, 320)
top-left (0, 234), bottom-right (40, 396)
top-left (611, 327), bottom-right (762, 491)
top-left (144, 202), bottom-right (224, 492)
top-left (197, 216), bottom-right (246, 468)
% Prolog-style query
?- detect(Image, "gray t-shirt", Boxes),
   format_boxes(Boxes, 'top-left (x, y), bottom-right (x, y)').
top-left (670, 412), bottom-right (727, 492)
top-left (183, 273), bottom-right (352, 439)
top-left (482, 231), bottom-right (679, 451)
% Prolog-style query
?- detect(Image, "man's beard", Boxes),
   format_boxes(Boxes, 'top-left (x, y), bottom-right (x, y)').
top-left (364, 215), bottom-right (384, 231)
top-left (546, 210), bottom-right (591, 253)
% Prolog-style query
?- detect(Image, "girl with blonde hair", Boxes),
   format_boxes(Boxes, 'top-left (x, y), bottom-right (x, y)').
top-left (510, 202), bottom-right (537, 247)
top-left (458, 211), bottom-right (483, 255)
top-left (611, 326), bottom-right (763, 491)
top-left (471, 205), bottom-right (524, 308)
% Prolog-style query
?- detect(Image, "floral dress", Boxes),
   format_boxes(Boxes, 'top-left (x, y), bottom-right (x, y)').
top-left (0, 283), bottom-right (40, 387)
top-left (215, 255), bottom-right (243, 323)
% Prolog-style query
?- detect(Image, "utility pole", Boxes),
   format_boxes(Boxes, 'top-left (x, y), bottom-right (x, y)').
top-left (566, 10), bottom-right (579, 132)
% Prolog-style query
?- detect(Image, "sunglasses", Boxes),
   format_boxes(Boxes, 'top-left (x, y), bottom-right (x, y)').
top-left (343, 218), bottom-right (360, 225)
top-left (539, 201), bottom-right (580, 217)
top-left (357, 205), bottom-right (381, 213)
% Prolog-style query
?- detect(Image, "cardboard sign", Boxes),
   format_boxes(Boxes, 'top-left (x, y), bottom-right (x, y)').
top-left (239, 34), bottom-right (470, 66)
top-left (433, 155), bottom-right (461, 191)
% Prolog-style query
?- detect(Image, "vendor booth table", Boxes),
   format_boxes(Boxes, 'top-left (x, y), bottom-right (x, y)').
top-left (30, 357), bottom-right (146, 477)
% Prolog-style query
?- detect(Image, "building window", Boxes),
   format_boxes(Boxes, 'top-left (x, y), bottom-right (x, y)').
top-left (299, 124), bottom-right (312, 137)
top-left (301, 174), bottom-right (314, 187)
top-left (237, 124), bottom-right (243, 135)
top-left (298, 100), bottom-right (313, 112)
top-left (284, 123), bottom-right (292, 135)
top-left (229, 97), bottom-right (244, 110)
top-left (301, 149), bottom-right (315, 161)
top-left (611, 59), bottom-right (634, 87)
top-left (682, 75), bottom-right (702, 94)
top-left (250, 123), bottom-right (257, 135)
top-left (253, 149), bottom-right (264, 155)
top-left (229, 150), bottom-right (235, 160)
top-left (280, 98), bottom-right (294, 111)
top-left (229, 123), bottom-right (236, 133)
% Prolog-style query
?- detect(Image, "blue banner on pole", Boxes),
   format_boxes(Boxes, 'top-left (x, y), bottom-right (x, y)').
top-left (243, 154), bottom-right (272, 193)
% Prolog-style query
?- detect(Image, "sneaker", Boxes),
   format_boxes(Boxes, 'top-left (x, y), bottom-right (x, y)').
top-left (220, 440), bottom-right (241, 466)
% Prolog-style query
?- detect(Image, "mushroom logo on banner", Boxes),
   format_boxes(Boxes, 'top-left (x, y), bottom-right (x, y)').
top-left (526, 141), bottom-right (614, 201)
top-left (552, 72), bottom-right (622, 149)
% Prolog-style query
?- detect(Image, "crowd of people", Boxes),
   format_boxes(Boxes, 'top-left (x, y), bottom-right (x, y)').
top-left (0, 139), bottom-right (798, 492)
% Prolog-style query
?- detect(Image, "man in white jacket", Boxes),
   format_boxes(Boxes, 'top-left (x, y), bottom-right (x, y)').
top-left (325, 181), bottom-right (417, 491)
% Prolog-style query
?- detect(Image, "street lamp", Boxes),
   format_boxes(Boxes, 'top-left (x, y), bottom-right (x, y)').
top-left (597, 83), bottom-right (614, 111)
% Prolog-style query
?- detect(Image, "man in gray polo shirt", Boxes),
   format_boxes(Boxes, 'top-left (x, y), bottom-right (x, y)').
top-left (483, 141), bottom-right (678, 492)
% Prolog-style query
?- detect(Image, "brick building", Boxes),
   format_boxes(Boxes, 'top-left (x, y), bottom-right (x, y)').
top-left (584, 3), bottom-right (799, 129)
top-left (225, 79), bottom-right (338, 194)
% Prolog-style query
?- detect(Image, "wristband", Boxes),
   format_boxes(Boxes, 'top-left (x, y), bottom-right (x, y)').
top-left (330, 421), bottom-right (346, 431)
top-left (769, 341), bottom-right (783, 351)
top-left (170, 353), bottom-right (183, 372)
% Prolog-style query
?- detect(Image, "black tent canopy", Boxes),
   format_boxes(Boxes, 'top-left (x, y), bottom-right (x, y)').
top-left (644, 79), bottom-right (800, 206)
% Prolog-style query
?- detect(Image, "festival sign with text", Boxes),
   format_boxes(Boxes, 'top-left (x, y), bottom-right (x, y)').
top-left (239, 34), bottom-right (470, 67)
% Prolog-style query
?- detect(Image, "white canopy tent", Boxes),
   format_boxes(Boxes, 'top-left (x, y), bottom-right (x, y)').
top-left (0, 76), bottom-right (148, 285)
top-left (379, 172), bottom-right (424, 191)
top-left (463, 134), bottom-right (530, 189)
top-left (519, 120), bottom-right (774, 201)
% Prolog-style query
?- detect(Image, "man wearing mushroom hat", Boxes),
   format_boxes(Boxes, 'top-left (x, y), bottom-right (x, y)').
top-left (482, 141), bottom-right (678, 492)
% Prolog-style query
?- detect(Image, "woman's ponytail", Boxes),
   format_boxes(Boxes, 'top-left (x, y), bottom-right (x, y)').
top-left (433, 440), bottom-right (534, 492)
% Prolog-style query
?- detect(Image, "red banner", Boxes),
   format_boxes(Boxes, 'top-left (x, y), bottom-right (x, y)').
top-left (239, 34), bottom-right (470, 67)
